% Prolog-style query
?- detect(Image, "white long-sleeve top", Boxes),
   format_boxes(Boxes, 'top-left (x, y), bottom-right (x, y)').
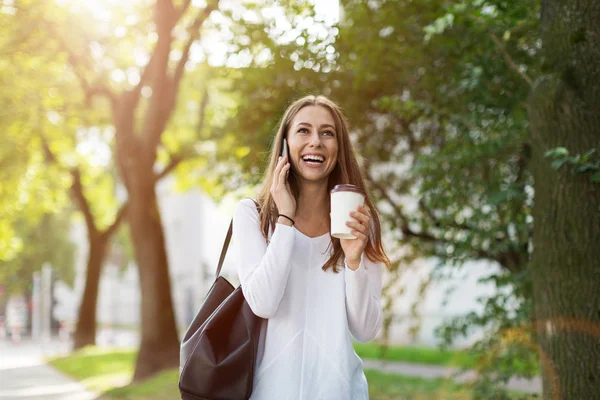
top-left (233, 198), bottom-right (384, 400)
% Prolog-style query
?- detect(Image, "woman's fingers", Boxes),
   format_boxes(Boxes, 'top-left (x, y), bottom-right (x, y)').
top-left (278, 159), bottom-right (290, 187)
top-left (270, 155), bottom-right (296, 218)
top-left (271, 156), bottom-right (286, 189)
top-left (350, 206), bottom-right (370, 225)
top-left (346, 220), bottom-right (368, 234)
top-left (274, 156), bottom-right (284, 175)
top-left (350, 229), bottom-right (368, 240)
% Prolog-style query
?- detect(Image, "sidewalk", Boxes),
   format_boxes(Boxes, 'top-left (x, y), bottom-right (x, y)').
top-left (0, 339), bottom-right (99, 400)
top-left (363, 359), bottom-right (542, 394)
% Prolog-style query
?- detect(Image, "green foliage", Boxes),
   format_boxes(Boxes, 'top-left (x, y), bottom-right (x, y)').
top-left (207, 0), bottom-right (543, 395)
top-left (544, 147), bottom-right (600, 178)
top-left (2, 0), bottom-right (557, 394)
top-left (188, 0), bottom-right (337, 194)
top-left (0, 211), bottom-right (76, 296)
top-left (353, 342), bottom-right (478, 369)
top-left (0, 5), bottom-right (72, 260)
top-left (0, 1), bottom-right (137, 292)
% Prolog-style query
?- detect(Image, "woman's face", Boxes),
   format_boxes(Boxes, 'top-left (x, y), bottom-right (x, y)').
top-left (287, 105), bottom-right (339, 184)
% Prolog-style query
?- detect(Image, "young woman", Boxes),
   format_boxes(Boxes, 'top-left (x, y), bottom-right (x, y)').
top-left (233, 95), bottom-right (391, 399)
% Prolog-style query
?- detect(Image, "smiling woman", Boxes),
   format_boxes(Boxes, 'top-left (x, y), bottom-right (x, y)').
top-left (230, 94), bottom-right (391, 399)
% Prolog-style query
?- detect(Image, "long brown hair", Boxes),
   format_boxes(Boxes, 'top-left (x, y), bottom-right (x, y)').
top-left (255, 95), bottom-right (391, 272)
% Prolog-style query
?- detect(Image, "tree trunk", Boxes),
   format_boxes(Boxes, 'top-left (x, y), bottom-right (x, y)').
top-left (73, 234), bottom-right (107, 349)
top-left (528, 1), bottom-right (600, 398)
top-left (127, 177), bottom-right (180, 381)
top-left (108, 1), bottom-right (218, 381)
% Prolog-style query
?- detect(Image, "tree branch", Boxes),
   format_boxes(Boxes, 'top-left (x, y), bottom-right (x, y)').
top-left (129, 51), bottom-right (156, 107)
top-left (139, 37), bottom-right (175, 161)
top-left (196, 80), bottom-right (210, 135)
top-left (367, 170), bottom-right (523, 273)
top-left (418, 197), bottom-right (479, 233)
top-left (135, 0), bottom-right (180, 139)
top-left (155, 153), bottom-right (186, 181)
top-left (142, 2), bottom-right (218, 162)
top-left (154, 145), bottom-right (200, 181)
top-left (151, 84), bottom-right (209, 181)
top-left (39, 133), bottom-right (57, 164)
top-left (515, 142), bottom-right (531, 186)
top-left (177, 0), bottom-right (193, 18)
top-left (40, 133), bottom-right (126, 240)
top-left (102, 202), bottom-right (128, 239)
top-left (157, 0), bottom-right (176, 22)
top-left (37, 118), bottom-right (99, 235)
top-left (429, 104), bottom-right (481, 133)
top-left (69, 168), bottom-right (99, 235)
top-left (49, 27), bottom-right (117, 109)
top-left (173, 2), bottom-right (219, 88)
top-left (490, 33), bottom-right (533, 87)
top-left (366, 172), bottom-right (436, 241)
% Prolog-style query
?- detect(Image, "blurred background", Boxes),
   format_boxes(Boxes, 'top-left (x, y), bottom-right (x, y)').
top-left (1, 0), bottom-right (599, 399)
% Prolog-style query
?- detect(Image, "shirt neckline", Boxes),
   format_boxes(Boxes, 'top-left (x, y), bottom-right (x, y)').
top-left (293, 226), bottom-right (330, 240)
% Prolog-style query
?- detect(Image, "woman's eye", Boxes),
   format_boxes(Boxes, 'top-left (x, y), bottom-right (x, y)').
top-left (298, 128), bottom-right (309, 133)
top-left (322, 131), bottom-right (334, 136)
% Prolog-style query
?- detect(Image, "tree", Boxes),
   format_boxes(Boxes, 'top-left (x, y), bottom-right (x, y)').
top-left (209, 0), bottom-right (543, 393)
top-left (528, 0), bottom-right (600, 397)
top-left (39, 134), bottom-right (127, 350)
top-left (331, 2), bottom-right (544, 394)
top-left (1, 0), bottom-right (131, 349)
top-left (37, 0), bottom-right (222, 379)
top-left (21, 0), bottom-right (319, 379)
top-left (107, 1), bottom-right (219, 381)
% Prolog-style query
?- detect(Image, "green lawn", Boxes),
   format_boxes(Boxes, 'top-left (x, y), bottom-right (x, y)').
top-left (353, 342), bottom-right (478, 369)
top-left (48, 346), bottom-right (532, 400)
top-left (48, 346), bottom-right (136, 392)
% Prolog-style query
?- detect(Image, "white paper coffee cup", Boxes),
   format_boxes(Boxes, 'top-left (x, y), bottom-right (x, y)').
top-left (330, 184), bottom-right (366, 239)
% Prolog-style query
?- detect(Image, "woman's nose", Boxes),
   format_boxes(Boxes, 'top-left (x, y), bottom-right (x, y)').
top-left (309, 132), bottom-right (323, 147)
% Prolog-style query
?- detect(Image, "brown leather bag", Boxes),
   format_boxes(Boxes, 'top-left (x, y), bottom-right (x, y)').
top-left (179, 199), bottom-right (264, 400)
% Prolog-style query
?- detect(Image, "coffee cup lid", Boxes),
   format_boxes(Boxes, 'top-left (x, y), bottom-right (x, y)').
top-left (331, 184), bottom-right (365, 195)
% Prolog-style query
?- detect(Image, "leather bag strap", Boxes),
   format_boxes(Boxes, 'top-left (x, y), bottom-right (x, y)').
top-left (215, 198), bottom-right (261, 281)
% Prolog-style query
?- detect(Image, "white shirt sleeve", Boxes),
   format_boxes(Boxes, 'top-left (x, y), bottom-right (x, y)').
top-left (233, 198), bottom-right (296, 319)
top-left (344, 252), bottom-right (384, 342)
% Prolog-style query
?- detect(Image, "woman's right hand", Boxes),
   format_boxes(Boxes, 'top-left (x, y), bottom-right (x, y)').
top-left (271, 155), bottom-right (296, 219)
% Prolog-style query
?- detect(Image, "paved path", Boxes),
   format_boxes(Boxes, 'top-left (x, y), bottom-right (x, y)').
top-left (0, 340), bottom-right (98, 400)
top-left (363, 359), bottom-right (542, 394)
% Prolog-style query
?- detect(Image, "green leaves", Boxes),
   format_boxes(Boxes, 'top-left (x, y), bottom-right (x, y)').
top-left (0, 212), bottom-right (76, 296)
top-left (545, 147), bottom-right (600, 180)
top-left (544, 146), bottom-right (569, 158)
top-left (424, 13), bottom-right (455, 41)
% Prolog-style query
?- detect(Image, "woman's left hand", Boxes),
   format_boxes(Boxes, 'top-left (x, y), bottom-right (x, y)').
top-left (340, 204), bottom-right (371, 270)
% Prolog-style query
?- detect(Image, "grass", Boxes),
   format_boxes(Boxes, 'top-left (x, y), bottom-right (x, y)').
top-left (49, 347), bottom-right (534, 399)
top-left (48, 346), bottom-right (136, 393)
top-left (104, 369), bottom-right (180, 399)
top-left (353, 342), bottom-right (478, 369)
top-left (365, 369), bottom-right (472, 399)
